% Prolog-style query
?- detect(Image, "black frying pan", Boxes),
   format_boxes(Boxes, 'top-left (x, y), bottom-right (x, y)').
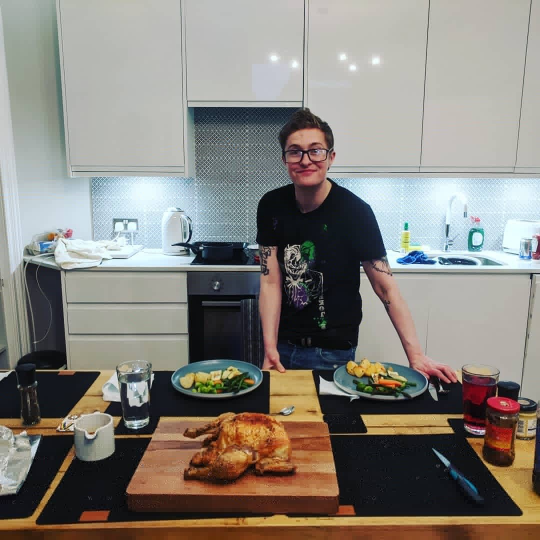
top-left (172, 241), bottom-right (234, 261)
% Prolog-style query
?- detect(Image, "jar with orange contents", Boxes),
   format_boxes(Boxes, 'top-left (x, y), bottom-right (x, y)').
top-left (483, 397), bottom-right (520, 466)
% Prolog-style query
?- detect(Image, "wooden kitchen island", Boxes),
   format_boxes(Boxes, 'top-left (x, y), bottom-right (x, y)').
top-left (0, 370), bottom-right (539, 539)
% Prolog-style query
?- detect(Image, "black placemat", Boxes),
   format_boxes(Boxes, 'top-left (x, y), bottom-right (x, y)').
top-left (37, 438), bottom-right (256, 524)
top-left (114, 415), bottom-right (161, 435)
top-left (323, 414), bottom-right (367, 434)
top-left (448, 418), bottom-right (485, 439)
top-left (105, 371), bottom-right (270, 418)
top-left (331, 433), bottom-right (522, 516)
top-left (0, 436), bottom-right (72, 520)
top-left (0, 371), bottom-right (100, 418)
top-left (314, 370), bottom-right (463, 415)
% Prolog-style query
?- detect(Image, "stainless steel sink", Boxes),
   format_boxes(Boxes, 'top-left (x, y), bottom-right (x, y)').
top-left (436, 255), bottom-right (505, 266)
top-left (471, 256), bottom-right (505, 266)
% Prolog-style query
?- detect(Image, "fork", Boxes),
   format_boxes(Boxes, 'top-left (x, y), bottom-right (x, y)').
top-left (434, 378), bottom-right (450, 395)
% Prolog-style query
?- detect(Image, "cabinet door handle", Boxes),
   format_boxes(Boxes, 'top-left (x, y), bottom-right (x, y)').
top-left (201, 301), bottom-right (241, 308)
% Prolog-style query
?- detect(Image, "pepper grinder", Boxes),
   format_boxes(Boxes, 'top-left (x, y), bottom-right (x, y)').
top-left (15, 363), bottom-right (41, 426)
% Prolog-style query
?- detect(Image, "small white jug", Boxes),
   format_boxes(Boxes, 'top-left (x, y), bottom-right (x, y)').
top-left (74, 412), bottom-right (115, 462)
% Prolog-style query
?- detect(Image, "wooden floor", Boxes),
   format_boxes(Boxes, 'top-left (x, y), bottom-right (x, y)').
top-left (0, 369), bottom-right (539, 539)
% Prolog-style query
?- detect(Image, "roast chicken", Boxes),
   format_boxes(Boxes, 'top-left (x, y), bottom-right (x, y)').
top-left (183, 412), bottom-right (297, 482)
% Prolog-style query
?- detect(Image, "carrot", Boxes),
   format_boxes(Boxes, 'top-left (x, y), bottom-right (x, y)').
top-left (376, 379), bottom-right (403, 388)
top-left (244, 379), bottom-right (255, 386)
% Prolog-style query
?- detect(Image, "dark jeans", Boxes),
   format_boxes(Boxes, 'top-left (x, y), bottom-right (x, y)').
top-left (277, 341), bottom-right (357, 370)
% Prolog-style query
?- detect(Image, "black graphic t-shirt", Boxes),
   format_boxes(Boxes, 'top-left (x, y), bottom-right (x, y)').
top-left (256, 180), bottom-right (386, 345)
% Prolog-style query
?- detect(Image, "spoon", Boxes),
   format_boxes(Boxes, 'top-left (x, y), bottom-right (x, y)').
top-left (274, 405), bottom-right (295, 416)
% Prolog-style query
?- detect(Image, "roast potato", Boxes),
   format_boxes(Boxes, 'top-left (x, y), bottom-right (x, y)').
top-left (180, 372), bottom-right (195, 389)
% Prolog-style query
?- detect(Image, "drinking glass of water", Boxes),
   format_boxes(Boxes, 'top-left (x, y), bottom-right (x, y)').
top-left (116, 360), bottom-right (152, 430)
top-left (462, 364), bottom-right (500, 435)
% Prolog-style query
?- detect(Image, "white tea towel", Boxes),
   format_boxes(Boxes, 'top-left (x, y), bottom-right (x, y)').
top-left (0, 371), bottom-right (12, 383)
top-left (319, 376), bottom-right (359, 402)
top-left (54, 238), bottom-right (113, 270)
top-left (102, 372), bottom-right (154, 404)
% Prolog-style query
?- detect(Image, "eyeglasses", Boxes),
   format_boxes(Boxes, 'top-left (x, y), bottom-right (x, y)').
top-left (282, 148), bottom-right (333, 163)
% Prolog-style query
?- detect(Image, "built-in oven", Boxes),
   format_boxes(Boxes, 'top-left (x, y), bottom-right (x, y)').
top-left (187, 272), bottom-right (263, 367)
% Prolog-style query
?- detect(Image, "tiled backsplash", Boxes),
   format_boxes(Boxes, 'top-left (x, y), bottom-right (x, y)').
top-left (92, 108), bottom-right (540, 253)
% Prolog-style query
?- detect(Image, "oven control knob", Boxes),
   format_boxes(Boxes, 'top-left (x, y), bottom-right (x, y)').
top-left (211, 280), bottom-right (222, 291)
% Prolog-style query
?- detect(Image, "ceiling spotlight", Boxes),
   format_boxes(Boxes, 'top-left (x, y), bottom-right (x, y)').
top-left (269, 54), bottom-right (279, 62)
top-left (349, 64), bottom-right (357, 72)
top-left (371, 56), bottom-right (381, 65)
top-left (339, 53), bottom-right (347, 61)
top-left (291, 59), bottom-right (299, 69)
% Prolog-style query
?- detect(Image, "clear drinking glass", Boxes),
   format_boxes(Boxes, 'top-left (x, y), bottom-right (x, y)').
top-left (116, 360), bottom-right (152, 429)
top-left (462, 364), bottom-right (500, 435)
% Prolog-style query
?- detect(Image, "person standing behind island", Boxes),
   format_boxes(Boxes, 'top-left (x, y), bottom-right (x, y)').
top-left (256, 108), bottom-right (457, 384)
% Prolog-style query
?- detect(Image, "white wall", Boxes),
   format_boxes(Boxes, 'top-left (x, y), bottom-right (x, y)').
top-left (0, 0), bottom-right (92, 245)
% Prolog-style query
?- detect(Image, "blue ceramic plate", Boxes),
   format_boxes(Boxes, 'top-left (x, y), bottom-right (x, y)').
top-left (171, 359), bottom-right (263, 399)
top-left (333, 362), bottom-right (428, 401)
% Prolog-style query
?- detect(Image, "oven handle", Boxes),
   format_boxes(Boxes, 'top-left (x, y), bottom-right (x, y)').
top-left (201, 300), bottom-right (242, 307)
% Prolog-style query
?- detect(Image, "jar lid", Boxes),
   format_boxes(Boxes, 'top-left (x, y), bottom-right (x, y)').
top-left (15, 363), bottom-right (37, 386)
top-left (518, 397), bottom-right (538, 412)
top-left (487, 396), bottom-right (520, 414)
top-left (497, 380), bottom-right (520, 391)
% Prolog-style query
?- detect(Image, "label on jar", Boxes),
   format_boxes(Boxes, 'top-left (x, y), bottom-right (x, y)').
top-left (472, 231), bottom-right (483, 247)
top-left (485, 424), bottom-right (514, 451)
top-left (518, 417), bottom-right (537, 437)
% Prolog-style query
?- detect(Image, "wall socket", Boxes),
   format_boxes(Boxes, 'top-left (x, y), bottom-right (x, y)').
top-left (113, 218), bottom-right (139, 234)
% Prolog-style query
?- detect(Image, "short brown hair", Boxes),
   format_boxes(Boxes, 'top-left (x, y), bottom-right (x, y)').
top-left (278, 108), bottom-right (334, 152)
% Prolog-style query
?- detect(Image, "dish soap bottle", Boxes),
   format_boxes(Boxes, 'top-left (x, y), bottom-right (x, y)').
top-left (468, 216), bottom-right (484, 252)
top-left (400, 222), bottom-right (410, 253)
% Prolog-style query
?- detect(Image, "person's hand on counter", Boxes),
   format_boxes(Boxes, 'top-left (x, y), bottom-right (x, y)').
top-left (262, 347), bottom-right (286, 373)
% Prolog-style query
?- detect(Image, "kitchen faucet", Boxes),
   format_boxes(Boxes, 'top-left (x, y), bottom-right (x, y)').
top-left (444, 192), bottom-right (468, 251)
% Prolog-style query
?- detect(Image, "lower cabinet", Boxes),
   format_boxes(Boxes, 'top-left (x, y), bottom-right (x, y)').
top-left (357, 274), bottom-right (430, 366)
top-left (522, 275), bottom-right (540, 399)
top-left (68, 335), bottom-right (188, 371)
top-left (359, 272), bottom-right (531, 384)
top-left (62, 271), bottom-right (189, 370)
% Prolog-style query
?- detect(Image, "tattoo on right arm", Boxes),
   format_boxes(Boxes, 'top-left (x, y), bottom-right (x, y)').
top-left (260, 246), bottom-right (274, 276)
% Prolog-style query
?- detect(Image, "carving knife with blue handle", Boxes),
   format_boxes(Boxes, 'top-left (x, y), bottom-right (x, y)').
top-left (432, 448), bottom-right (485, 505)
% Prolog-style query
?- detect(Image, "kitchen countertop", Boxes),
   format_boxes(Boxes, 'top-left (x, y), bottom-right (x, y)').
top-left (24, 248), bottom-right (540, 274)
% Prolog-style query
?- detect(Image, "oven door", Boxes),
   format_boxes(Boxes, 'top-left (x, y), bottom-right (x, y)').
top-left (188, 295), bottom-right (263, 367)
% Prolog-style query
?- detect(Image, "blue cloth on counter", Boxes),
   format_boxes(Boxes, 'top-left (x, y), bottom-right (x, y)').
top-left (396, 250), bottom-right (436, 265)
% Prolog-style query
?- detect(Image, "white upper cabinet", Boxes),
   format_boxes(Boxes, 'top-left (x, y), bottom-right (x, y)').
top-left (421, 0), bottom-right (530, 172)
top-left (57, 0), bottom-right (190, 177)
top-left (516, 0), bottom-right (540, 171)
top-left (184, 0), bottom-right (304, 106)
top-left (306, 0), bottom-right (429, 172)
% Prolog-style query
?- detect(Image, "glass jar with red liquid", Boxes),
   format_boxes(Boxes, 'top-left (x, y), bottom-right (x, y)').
top-left (462, 364), bottom-right (500, 435)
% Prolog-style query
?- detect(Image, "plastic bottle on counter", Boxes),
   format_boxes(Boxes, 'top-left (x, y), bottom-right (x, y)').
top-left (400, 222), bottom-right (410, 253)
top-left (467, 216), bottom-right (484, 252)
top-left (15, 363), bottom-right (41, 426)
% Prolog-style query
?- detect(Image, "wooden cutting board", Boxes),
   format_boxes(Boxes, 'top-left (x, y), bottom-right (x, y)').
top-left (126, 419), bottom-right (339, 515)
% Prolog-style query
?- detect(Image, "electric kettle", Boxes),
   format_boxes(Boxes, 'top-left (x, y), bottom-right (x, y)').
top-left (161, 207), bottom-right (193, 255)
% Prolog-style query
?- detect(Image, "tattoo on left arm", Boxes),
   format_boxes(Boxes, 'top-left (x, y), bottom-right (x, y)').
top-left (260, 246), bottom-right (273, 276)
top-left (382, 299), bottom-right (391, 313)
top-left (367, 256), bottom-right (393, 276)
